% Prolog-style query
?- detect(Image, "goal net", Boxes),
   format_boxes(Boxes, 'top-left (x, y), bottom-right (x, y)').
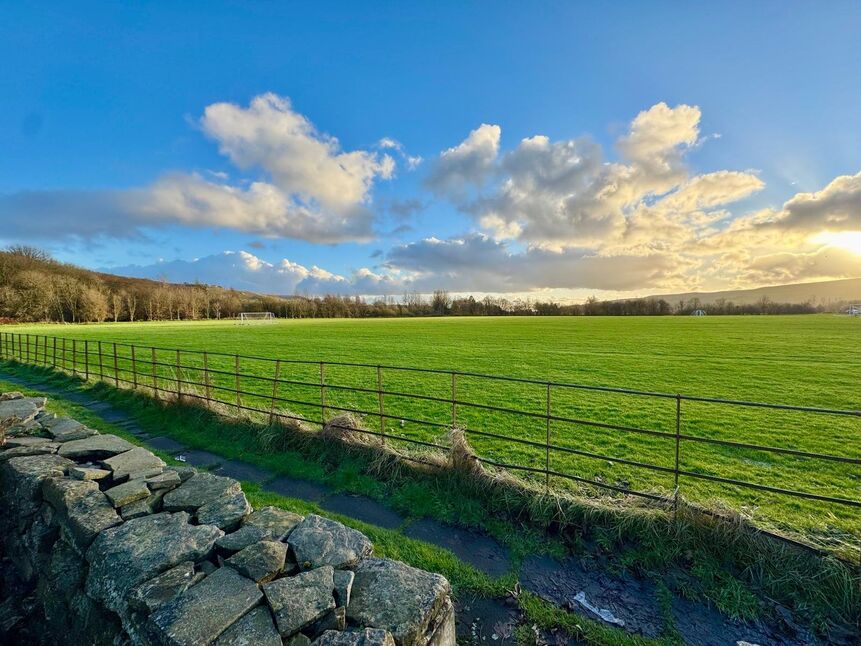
top-left (238, 312), bottom-right (275, 324)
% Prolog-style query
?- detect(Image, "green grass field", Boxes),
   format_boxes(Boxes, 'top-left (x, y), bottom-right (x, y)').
top-left (5, 315), bottom-right (859, 554)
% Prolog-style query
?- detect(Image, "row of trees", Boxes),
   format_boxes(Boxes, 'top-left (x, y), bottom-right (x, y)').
top-left (0, 246), bottom-right (834, 324)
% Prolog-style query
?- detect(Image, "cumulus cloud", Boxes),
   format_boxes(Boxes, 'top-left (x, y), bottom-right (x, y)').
top-left (425, 123), bottom-right (501, 199)
top-left (0, 94), bottom-right (396, 244)
top-left (108, 250), bottom-right (401, 296)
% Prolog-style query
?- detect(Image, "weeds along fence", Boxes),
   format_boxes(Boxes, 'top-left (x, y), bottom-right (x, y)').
top-left (1, 331), bottom-right (859, 554)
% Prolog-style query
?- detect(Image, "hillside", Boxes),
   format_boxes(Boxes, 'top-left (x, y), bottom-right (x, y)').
top-left (647, 277), bottom-right (861, 306)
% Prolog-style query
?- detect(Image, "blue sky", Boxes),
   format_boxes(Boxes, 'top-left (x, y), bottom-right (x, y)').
top-left (2, 2), bottom-right (860, 300)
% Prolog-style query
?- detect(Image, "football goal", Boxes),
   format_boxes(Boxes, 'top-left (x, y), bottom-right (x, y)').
top-left (238, 311), bottom-right (276, 324)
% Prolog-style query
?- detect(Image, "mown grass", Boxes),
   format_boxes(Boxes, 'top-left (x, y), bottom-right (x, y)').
top-left (1, 363), bottom-right (857, 640)
top-left (6, 316), bottom-right (859, 554)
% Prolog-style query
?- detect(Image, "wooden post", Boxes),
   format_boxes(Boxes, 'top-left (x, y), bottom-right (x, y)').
top-left (26, 333), bottom-right (30, 363)
top-left (52, 337), bottom-right (57, 367)
top-left (175, 350), bottom-right (182, 400)
top-left (112, 343), bottom-right (119, 387)
top-left (61, 338), bottom-right (66, 370)
top-left (98, 341), bottom-right (104, 380)
top-left (151, 347), bottom-right (158, 396)
top-left (269, 359), bottom-right (281, 425)
top-left (84, 340), bottom-right (89, 381)
top-left (319, 361), bottom-right (326, 425)
top-left (72, 339), bottom-right (77, 376)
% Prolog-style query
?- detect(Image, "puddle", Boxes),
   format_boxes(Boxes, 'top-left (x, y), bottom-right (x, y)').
top-left (263, 476), bottom-right (330, 502)
top-left (211, 459), bottom-right (274, 484)
top-left (147, 436), bottom-right (187, 452)
top-left (405, 518), bottom-right (511, 577)
top-left (173, 449), bottom-right (223, 468)
top-left (455, 595), bottom-right (521, 645)
top-left (321, 492), bottom-right (404, 529)
top-left (519, 555), bottom-right (663, 638)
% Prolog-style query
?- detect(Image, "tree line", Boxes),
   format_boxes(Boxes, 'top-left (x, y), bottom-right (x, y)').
top-left (0, 246), bottom-right (835, 324)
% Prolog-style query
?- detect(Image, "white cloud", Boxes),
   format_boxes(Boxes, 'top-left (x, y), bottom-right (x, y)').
top-left (425, 123), bottom-right (501, 198)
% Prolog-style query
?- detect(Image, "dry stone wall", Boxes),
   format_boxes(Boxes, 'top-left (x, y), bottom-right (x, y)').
top-left (0, 392), bottom-right (455, 646)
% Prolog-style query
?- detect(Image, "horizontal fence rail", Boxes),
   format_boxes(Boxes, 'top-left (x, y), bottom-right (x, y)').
top-left (1, 331), bottom-right (859, 554)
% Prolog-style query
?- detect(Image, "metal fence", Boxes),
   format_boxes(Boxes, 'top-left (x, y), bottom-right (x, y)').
top-left (1, 331), bottom-right (859, 538)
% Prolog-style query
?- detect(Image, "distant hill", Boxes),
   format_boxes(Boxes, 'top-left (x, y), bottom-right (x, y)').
top-left (647, 278), bottom-right (861, 306)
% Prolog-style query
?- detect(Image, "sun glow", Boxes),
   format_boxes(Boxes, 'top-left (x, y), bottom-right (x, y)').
top-left (811, 231), bottom-right (861, 255)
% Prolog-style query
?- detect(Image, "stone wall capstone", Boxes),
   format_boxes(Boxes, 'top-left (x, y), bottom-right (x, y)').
top-left (0, 392), bottom-right (455, 646)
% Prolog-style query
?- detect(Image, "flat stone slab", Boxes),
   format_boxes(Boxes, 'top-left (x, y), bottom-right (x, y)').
top-left (243, 506), bottom-right (304, 541)
top-left (105, 479), bottom-right (151, 507)
top-left (321, 493), bottom-right (404, 530)
top-left (348, 558), bottom-right (451, 646)
top-left (42, 476), bottom-right (122, 551)
top-left (263, 565), bottom-right (335, 638)
top-left (102, 446), bottom-right (165, 481)
top-left (174, 449), bottom-right (224, 468)
top-left (0, 397), bottom-right (42, 423)
top-left (213, 606), bottom-right (281, 646)
top-left (290, 514), bottom-right (373, 570)
top-left (147, 436), bottom-right (186, 452)
top-left (313, 628), bottom-right (396, 646)
top-left (4, 436), bottom-right (53, 448)
top-left (148, 565), bottom-right (264, 646)
top-left (197, 490), bottom-right (251, 531)
top-left (212, 459), bottom-right (274, 484)
top-left (58, 434), bottom-right (135, 460)
top-left (53, 425), bottom-right (99, 442)
top-left (217, 524), bottom-right (273, 553)
top-left (225, 539), bottom-right (288, 583)
top-left (518, 554), bottom-right (662, 637)
top-left (405, 519), bottom-right (510, 578)
top-left (264, 476), bottom-right (330, 503)
top-left (147, 469), bottom-right (182, 491)
top-left (0, 443), bottom-right (59, 461)
top-left (121, 491), bottom-right (166, 520)
top-left (128, 561), bottom-right (203, 613)
top-left (1, 453), bottom-right (75, 516)
top-left (163, 472), bottom-right (241, 512)
top-left (86, 511), bottom-right (223, 613)
top-left (70, 466), bottom-right (112, 481)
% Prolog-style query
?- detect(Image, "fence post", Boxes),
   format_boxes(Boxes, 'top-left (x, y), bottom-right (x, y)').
top-left (61, 338), bottom-right (66, 370)
top-left (545, 382), bottom-right (552, 490)
top-left (131, 345), bottom-right (137, 388)
top-left (72, 339), bottom-right (77, 376)
top-left (235, 354), bottom-right (241, 410)
top-left (84, 340), bottom-right (89, 381)
top-left (674, 394), bottom-right (682, 511)
top-left (97, 341), bottom-right (104, 380)
top-left (269, 359), bottom-right (281, 425)
top-left (175, 350), bottom-right (182, 400)
top-left (52, 337), bottom-right (57, 367)
top-left (112, 343), bottom-right (119, 387)
top-left (319, 361), bottom-right (326, 425)
top-left (377, 365), bottom-right (385, 445)
top-left (151, 347), bottom-right (158, 397)
top-left (203, 352), bottom-right (211, 402)
top-left (26, 333), bottom-right (30, 363)
top-left (451, 372), bottom-right (457, 427)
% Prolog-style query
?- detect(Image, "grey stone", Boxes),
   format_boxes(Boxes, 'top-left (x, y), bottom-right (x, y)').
top-left (290, 514), bottom-right (373, 570)
top-left (4, 436), bottom-right (52, 448)
top-left (0, 396), bottom-right (43, 424)
top-left (148, 566), bottom-right (263, 646)
top-left (105, 478), bottom-right (151, 507)
top-left (1, 454), bottom-right (74, 517)
top-left (334, 569), bottom-right (354, 607)
top-left (85, 511), bottom-right (223, 613)
top-left (243, 505), bottom-right (304, 540)
top-left (0, 443), bottom-right (59, 460)
top-left (102, 446), bottom-right (165, 481)
top-left (213, 606), bottom-right (281, 646)
top-left (427, 601), bottom-right (455, 646)
top-left (54, 425), bottom-right (99, 443)
top-left (287, 635), bottom-right (313, 646)
top-left (216, 524), bottom-right (273, 553)
top-left (42, 477), bottom-right (122, 551)
top-left (42, 415), bottom-right (83, 433)
top-left (312, 629), bottom-right (395, 646)
top-left (174, 466), bottom-right (196, 481)
top-left (197, 490), bottom-right (252, 531)
top-left (307, 606), bottom-right (346, 637)
top-left (147, 469), bottom-right (182, 491)
top-left (197, 560), bottom-right (218, 576)
top-left (120, 490), bottom-right (166, 520)
top-left (348, 558), bottom-right (451, 646)
top-left (128, 561), bottom-right (204, 613)
top-left (225, 539), bottom-right (288, 583)
top-left (58, 434), bottom-right (134, 459)
top-left (263, 565), bottom-right (335, 638)
top-left (0, 391), bottom-right (24, 400)
top-left (162, 472), bottom-right (241, 512)
top-left (70, 466), bottom-right (111, 481)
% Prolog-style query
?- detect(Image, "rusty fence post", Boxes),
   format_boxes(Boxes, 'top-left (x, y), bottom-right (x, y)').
top-left (451, 371), bottom-right (458, 427)
top-left (269, 359), bottom-right (281, 425)
top-left (319, 361), bottom-right (326, 425)
top-left (61, 338), bottom-right (66, 370)
top-left (84, 340), bottom-right (89, 381)
top-left (26, 333), bottom-right (30, 363)
top-left (112, 343), bottom-right (119, 387)
top-left (674, 394), bottom-right (682, 511)
top-left (377, 365), bottom-right (385, 445)
top-left (203, 351), bottom-right (211, 402)
top-left (235, 354), bottom-right (241, 410)
top-left (151, 347), bottom-right (158, 397)
top-left (72, 339), bottom-right (77, 376)
top-left (52, 337), bottom-right (57, 367)
top-left (545, 382), bottom-right (552, 490)
top-left (131, 345), bottom-right (137, 389)
top-left (175, 350), bottom-right (182, 400)
top-left (97, 341), bottom-right (104, 381)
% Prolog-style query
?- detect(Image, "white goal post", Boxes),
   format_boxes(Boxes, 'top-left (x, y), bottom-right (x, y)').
top-left (238, 311), bottom-right (276, 324)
